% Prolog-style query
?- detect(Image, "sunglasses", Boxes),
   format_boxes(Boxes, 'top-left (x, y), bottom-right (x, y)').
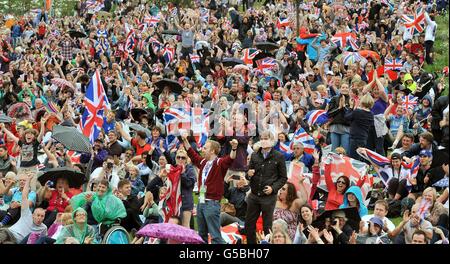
top-left (176, 156), bottom-right (187, 160)
top-left (337, 180), bottom-right (347, 184)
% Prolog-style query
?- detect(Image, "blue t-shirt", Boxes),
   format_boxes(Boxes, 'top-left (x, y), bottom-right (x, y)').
top-left (371, 98), bottom-right (388, 115)
top-left (388, 115), bottom-right (409, 137)
top-left (102, 118), bottom-right (116, 134)
top-left (3, 187), bottom-right (37, 208)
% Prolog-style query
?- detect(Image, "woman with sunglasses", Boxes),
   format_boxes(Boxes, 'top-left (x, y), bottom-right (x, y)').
top-left (273, 182), bottom-right (303, 241)
top-left (174, 150), bottom-right (196, 228)
top-left (323, 159), bottom-right (351, 210)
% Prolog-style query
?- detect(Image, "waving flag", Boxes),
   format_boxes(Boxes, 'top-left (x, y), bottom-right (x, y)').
top-left (139, 15), bottom-right (159, 31)
top-left (159, 165), bottom-right (182, 223)
top-left (163, 108), bottom-right (191, 150)
top-left (163, 47), bottom-right (175, 66)
top-left (433, 177), bottom-right (449, 188)
top-left (331, 32), bottom-right (359, 51)
top-left (200, 8), bottom-right (210, 23)
top-left (241, 48), bottom-right (260, 65)
top-left (402, 8), bottom-right (426, 35)
top-left (208, 223), bottom-right (245, 244)
top-left (275, 141), bottom-right (293, 156)
top-left (255, 57), bottom-right (277, 74)
top-left (357, 148), bottom-right (391, 168)
top-left (417, 198), bottom-right (431, 220)
top-left (125, 29), bottom-right (137, 55)
top-left (150, 38), bottom-right (162, 54)
top-left (384, 58), bottom-right (403, 71)
top-left (191, 107), bottom-right (209, 148)
top-left (291, 127), bottom-right (315, 154)
top-left (86, 0), bottom-right (104, 13)
top-left (78, 70), bottom-right (111, 143)
top-left (276, 17), bottom-right (290, 29)
top-left (402, 95), bottom-right (418, 110)
top-left (305, 110), bottom-right (329, 126)
top-left (189, 53), bottom-right (200, 64)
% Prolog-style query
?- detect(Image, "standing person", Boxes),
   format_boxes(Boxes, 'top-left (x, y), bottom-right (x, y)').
top-left (327, 84), bottom-right (351, 153)
top-left (182, 135), bottom-right (238, 244)
top-left (345, 93), bottom-right (375, 160)
top-left (245, 134), bottom-right (287, 244)
top-left (424, 11), bottom-right (437, 65)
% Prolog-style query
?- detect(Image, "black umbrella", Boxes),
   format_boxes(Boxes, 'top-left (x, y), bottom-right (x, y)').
top-left (252, 52), bottom-right (275, 68)
top-left (38, 167), bottom-right (87, 188)
top-left (68, 30), bottom-right (87, 38)
top-left (51, 125), bottom-right (91, 153)
top-left (314, 207), bottom-right (361, 231)
top-left (125, 122), bottom-right (152, 137)
top-left (131, 108), bottom-right (148, 121)
top-left (254, 41), bottom-right (279, 51)
top-left (162, 29), bottom-right (181, 35)
top-left (153, 78), bottom-right (183, 96)
top-left (222, 57), bottom-right (244, 67)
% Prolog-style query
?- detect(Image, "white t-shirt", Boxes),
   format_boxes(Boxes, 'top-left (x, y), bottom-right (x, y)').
top-left (8, 203), bottom-right (47, 242)
top-left (424, 12), bottom-right (437, 42)
top-left (361, 214), bottom-right (396, 232)
top-left (90, 167), bottom-right (120, 190)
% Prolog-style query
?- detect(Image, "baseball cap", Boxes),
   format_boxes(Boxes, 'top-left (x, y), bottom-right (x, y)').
top-left (326, 70), bottom-right (334, 75)
top-left (419, 150), bottom-right (432, 157)
top-left (390, 153), bottom-right (402, 160)
top-left (369, 217), bottom-right (384, 229)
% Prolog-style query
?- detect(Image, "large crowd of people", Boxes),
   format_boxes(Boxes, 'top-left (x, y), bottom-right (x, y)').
top-left (0, 0), bottom-right (448, 244)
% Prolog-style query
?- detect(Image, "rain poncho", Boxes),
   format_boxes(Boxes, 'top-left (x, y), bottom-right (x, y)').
top-left (55, 208), bottom-right (97, 244)
top-left (403, 73), bottom-right (417, 93)
top-left (70, 188), bottom-right (127, 225)
top-left (339, 186), bottom-right (368, 217)
top-left (142, 92), bottom-right (156, 111)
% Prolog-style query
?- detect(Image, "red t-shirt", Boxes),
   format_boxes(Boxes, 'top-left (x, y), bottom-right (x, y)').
top-left (131, 138), bottom-right (152, 156)
top-left (47, 190), bottom-right (74, 212)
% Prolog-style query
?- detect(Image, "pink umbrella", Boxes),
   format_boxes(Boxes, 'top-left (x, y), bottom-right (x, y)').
top-left (233, 64), bottom-right (250, 71)
top-left (51, 78), bottom-right (75, 89)
top-left (136, 223), bottom-right (205, 244)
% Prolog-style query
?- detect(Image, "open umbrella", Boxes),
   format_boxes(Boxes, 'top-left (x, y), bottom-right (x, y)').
top-left (222, 57), bottom-right (244, 67)
top-left (137, 223), bottom-right (204, 244)
top-left (314, 207), bottom-right (361, 231)
top-left (358, 50), bottom-right (381, 61)
top-left (8, 102), bottom-right (32, 121)
top-left (51, 78), bottom-right (75, 90)
top-left (38, 167), bottom-right (87, 188)
top-left (342, 51), bottom-right (367, 66)
top-left (154, 78), bottom-right (183, 96)
top-left (0, 113), bottom-right (13, 123)
top-left (254, 41), bottom-right (279, 51)
top-left (67, 30), bottom-right (87, 38)
top-left (125, 122), bottom-right (152, 137)
top-left (162, 29), bottom-right (181, 35)
top-left (51, 125), bottom-right (91, 153)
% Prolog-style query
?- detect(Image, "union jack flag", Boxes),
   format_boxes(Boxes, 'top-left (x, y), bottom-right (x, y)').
top-left (125, 29), bottom-right (137, 55)
top-left (163, 108), bottom-right (191, 150)
top-left (150, 38), bottom-right (162, 54)
top-left (78, 70), bottom-right (111, 143)
top-left (402, 95), bottom-right (418, 110)
top-left (275, 141), bottom-right (293, 155)
top-left (139, 15), bottom-right (159, 31)
top-left (304, 110), bottom-right (329, 126)
top-left (208, 223), bottom-right (245, 244)
top-left (86, 0), bottom-right (104, 13)
top-left (290, 127), bottom-right (315, 154)
top-left (163, 47), bottom-right (175, 66)
top-left (255, 57), bottom-right (277, 74)
top-left (241, 48), bottom-right (260, 65)
top-left (331, 32), bottom-right (359, 51)
top-left (417, 198), bottom-right (431, 219)
top-left (276, 17), bottom-right (290, 29)
top-left (402, 8), bottom-right (426, 35)
top-left (191, 107), bottom-right (209, 148)
top-left (189, 53), bottom-right (200, 64)
top-left (384, 58), bottom-right (403, 71)
top-left (67, 150), bottom-right (81, 164)
top-left (159, 165), bottom-right (182, 223)
top-left (357, 148), bottom-right (391, 168)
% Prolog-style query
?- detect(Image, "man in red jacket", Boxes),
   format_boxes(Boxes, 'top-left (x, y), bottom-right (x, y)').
top-left (182, 135), bottom-right (238, 244)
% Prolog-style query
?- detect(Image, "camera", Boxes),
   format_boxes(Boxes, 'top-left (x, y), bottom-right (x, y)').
top-left (332, 219), bottom-right (338, 225)
top-left (231, 175), bottom-right (241, 180)
top-left (107, 162), bottom-right (114, 169)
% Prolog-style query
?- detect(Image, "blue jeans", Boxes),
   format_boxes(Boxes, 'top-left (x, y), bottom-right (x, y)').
top-left (330, 132), bottom-right (350, 153)
top-left (197, 200), bottom-right (224, 244)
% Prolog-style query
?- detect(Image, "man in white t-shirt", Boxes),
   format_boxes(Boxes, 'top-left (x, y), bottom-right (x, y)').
top-left (0, 173), bottom-right (47, 244)
top-left (361, 200), bottom-right (396, 233)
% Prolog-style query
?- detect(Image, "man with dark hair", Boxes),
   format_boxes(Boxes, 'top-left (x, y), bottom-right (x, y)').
top-left (89, 156), bottom-right (120, 189)
top-left (106, 130), bottom-right (123, 158)
top-left (392, 133), bottom-right (414, 156)
top-left (411, 230), bottom-right (428, 244)
top-left (0, 145), bottom-right (14, 177)
top-left (80, 138), bottom-right (109, 172)
top-left (114, 179), bottom-right (143, 232)
top-left (404, 132), bottom-right (449, 168)
top-left (245, 135), bottom-right (287, 244)
top-left (116, 123), bottom-right (151, 161)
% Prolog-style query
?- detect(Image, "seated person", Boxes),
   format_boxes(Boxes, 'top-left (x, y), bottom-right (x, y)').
top-left (115, 179), bottom-right (144, 231)
top-left (38, 178), bottom-right (74, 227)
top-left (55, 208), bottom-right (96, 244)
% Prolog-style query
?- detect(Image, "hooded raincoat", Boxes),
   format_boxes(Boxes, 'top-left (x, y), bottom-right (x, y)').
top-left (339, 186), bottom-right (368, 217)
top-left (55, 208), bottom-right (97, 244)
